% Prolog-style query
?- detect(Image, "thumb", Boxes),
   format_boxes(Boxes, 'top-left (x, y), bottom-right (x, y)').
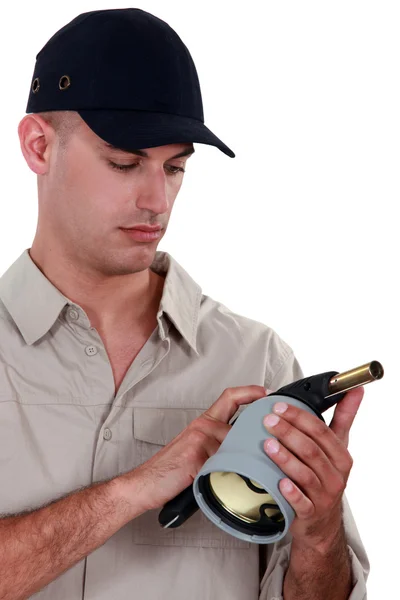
top-left (329, 386), bottom-right (364, 447)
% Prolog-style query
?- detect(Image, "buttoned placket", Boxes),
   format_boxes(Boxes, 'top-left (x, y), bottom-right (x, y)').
top-left (66, 305), bottom-right (172, 599)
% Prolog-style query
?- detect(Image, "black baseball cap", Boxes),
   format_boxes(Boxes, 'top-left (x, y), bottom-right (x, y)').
top-left (26, 8), bottom-right (235, 158)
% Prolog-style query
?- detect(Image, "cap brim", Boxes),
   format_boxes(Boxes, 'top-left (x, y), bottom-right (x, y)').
top-left (77, 109), bottom-right (235, 158)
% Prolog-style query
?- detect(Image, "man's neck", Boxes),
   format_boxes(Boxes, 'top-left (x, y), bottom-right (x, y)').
top-left (28, 243), bottom-right (165, 334)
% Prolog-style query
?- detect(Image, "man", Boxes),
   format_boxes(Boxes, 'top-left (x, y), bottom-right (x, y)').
top-left (0, 8), bottom-right (368, 600)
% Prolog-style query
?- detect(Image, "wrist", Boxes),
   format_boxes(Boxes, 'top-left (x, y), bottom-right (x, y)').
top-left (285, 523), bottom-right (352, 600)
top-left (110, 470), bottom-right (150, 524)
top-left (291, 519), bottom-right (348, 562)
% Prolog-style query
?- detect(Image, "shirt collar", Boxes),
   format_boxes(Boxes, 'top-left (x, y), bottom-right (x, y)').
top-left (151, 251), bottom-right (201, 354)
top-left (0, 249), bottom-right (201, 353)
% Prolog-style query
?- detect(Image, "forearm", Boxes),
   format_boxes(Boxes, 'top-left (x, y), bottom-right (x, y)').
top-left (283, 524), bottom-right (352, 600)
top-left (0, 475), bottom-right (145, 600)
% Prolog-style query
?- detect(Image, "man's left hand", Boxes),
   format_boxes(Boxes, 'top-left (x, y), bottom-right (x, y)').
top-left (263, 386), bottom-right (364, 550)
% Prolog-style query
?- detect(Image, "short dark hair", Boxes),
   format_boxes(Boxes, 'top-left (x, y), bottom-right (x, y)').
top-left (37, 110), bottom-right (82, 149)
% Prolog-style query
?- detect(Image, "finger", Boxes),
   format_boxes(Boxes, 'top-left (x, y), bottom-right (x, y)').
top-left (265, 402), bottom-right (352, 473)
top-left (263, 419), bottom-right (343, 497)
top-left (202, 435), bottom-right (222, 458)
top-left (191, 418), bottom-right (232, 445)
top-left (205, 385), bottom-right (267, 423)
top-left (329, 387), bottom-right (364, 447)
top-left (278, 477), bottom-right (316, 520)
top-left (264, 437), bottom-right (326, 500)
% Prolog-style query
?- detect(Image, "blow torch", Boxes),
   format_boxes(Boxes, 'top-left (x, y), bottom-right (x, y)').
top-left (158, 361), bottom-right (384, 544)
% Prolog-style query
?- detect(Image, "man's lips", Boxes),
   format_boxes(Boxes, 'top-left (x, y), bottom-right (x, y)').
top-left (120, 224), bottom-right (162, 232)
top-left (120, 225), bottom-right (162, 242)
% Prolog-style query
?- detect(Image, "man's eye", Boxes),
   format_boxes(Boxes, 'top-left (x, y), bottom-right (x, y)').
top-left (109, 161), bottom-right (139, 172)
top-left (165, 165), bottom-right (185, 175)
top-left (108, 161), bottom-right (185, 175)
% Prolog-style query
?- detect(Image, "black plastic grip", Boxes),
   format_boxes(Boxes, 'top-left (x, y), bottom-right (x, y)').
top-left (158, 484), bottom-right (199, 528)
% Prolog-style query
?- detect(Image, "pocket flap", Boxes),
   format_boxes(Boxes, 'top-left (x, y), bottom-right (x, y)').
top-left (133, 407), bottom-right (205, 446)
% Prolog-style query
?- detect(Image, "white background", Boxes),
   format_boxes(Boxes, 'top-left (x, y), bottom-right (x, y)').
top-left (1, 2), bottom-right (398, 598)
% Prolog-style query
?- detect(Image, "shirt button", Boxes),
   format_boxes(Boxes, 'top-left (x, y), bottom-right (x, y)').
top-left (103, 428), bottom-right (112, 441)
top-left (69, 309), bottom-right (79, 320)
top-left (85, 345), bottom-right (98, 356)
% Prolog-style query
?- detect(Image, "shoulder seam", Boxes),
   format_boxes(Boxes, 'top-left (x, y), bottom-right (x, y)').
top-left (266, 348), bottom-right (294, 390)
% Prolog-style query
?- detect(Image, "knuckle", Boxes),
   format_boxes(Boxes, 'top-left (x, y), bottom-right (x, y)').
top-left (332, 474), bottom-right (346, 495)
top-left (302, 442), bottom-right (319, 461)
top-left (187, 428), bottom-right (208, 446)
top-left (277, 419), bottom-right (291, 436)
top-left (201, 416), bottom-right (230, 437)
top-left (182, 445), bottom-right (197, 463)
top-left (302, 470), bottom-right (319, 488)
top-left (194, 415), bottom-right (212, 430)
top-left (180, 443), bottom-right (199, 465)
top-left (219, 387), bottom-right (238, 407)
top-left (223, 387), bottom-right (235, 399)
top-left (345, 452), bottom-right (354, 471)
top-left (303, 501), bottom-right (315, 519)
top-left (314, 420), bottom-right (329, 437)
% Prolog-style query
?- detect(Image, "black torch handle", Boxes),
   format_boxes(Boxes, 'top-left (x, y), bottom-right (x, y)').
top-left (158, 414), bottom-right (240, 528)
top-left (158, 484), bottom-right (200, 528)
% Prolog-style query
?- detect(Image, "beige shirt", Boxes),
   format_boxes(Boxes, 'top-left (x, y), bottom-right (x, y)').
top-left (0, 249), bottom-right (369, 600)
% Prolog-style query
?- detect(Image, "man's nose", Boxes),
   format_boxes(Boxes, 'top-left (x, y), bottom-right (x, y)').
top-left (135, 169), bottom-right (170, 214)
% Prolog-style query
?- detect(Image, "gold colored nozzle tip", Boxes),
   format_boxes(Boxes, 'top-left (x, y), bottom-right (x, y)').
top-left (328, 361), bottom-right (384, 396)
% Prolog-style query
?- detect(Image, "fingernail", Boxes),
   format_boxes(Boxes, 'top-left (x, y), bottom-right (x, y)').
top-left (282, 479), bottom-right (294, 493)
top-left (264, 414), bottom-right (280, 427)
top-left (273, 402), bottom-right (288, 414)
top-left (266, 438), bottom-right (280, 454)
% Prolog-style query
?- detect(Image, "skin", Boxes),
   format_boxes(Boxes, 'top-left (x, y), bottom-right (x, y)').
top-left (17, 111), bottom-right (362, 598)
top-left (264, 386), bottom-right (364, 599)
top-left (17, 111), bottom-right (194, 334)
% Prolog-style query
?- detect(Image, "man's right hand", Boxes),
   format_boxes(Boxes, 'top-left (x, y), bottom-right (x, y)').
top-left (123, 385), bottom-right (267, 513)
top-left (0, 385), bottom-right (267, 600)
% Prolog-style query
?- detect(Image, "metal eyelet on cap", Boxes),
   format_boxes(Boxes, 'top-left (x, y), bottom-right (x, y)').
top-left (32, 77), bottom-right (40, 93)
top-left (59, 75), bottom-right (71, 90)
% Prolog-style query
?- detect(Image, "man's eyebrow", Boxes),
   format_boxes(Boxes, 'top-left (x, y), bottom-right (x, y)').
top-left (103, 143), bottom-right (195, 159)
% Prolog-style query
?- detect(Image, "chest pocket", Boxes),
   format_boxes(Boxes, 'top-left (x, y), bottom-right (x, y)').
top-left (130, 406), bottom-right (250, 549)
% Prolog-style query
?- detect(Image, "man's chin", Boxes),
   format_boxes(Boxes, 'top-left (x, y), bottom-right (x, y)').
top-left (115, 243), bottom-right (161, 274)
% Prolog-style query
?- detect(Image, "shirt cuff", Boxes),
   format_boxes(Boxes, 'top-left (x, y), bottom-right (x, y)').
top-left (347, 545), bottom-right (368, 600)
top-left (258, 537), bottom-right (290, 600)
top-left (258, 540), bottom-right (368, 600)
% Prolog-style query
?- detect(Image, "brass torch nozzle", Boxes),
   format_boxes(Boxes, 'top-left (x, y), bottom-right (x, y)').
top-left (327, 361), bottom-right (384, 397)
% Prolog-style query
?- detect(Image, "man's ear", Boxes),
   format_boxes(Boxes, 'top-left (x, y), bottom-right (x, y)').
top-left (18, 114), bottom-right (55, 175)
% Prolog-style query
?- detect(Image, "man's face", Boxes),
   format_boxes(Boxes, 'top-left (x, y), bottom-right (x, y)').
top-left (40, 118), bottom-right (194, 277)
